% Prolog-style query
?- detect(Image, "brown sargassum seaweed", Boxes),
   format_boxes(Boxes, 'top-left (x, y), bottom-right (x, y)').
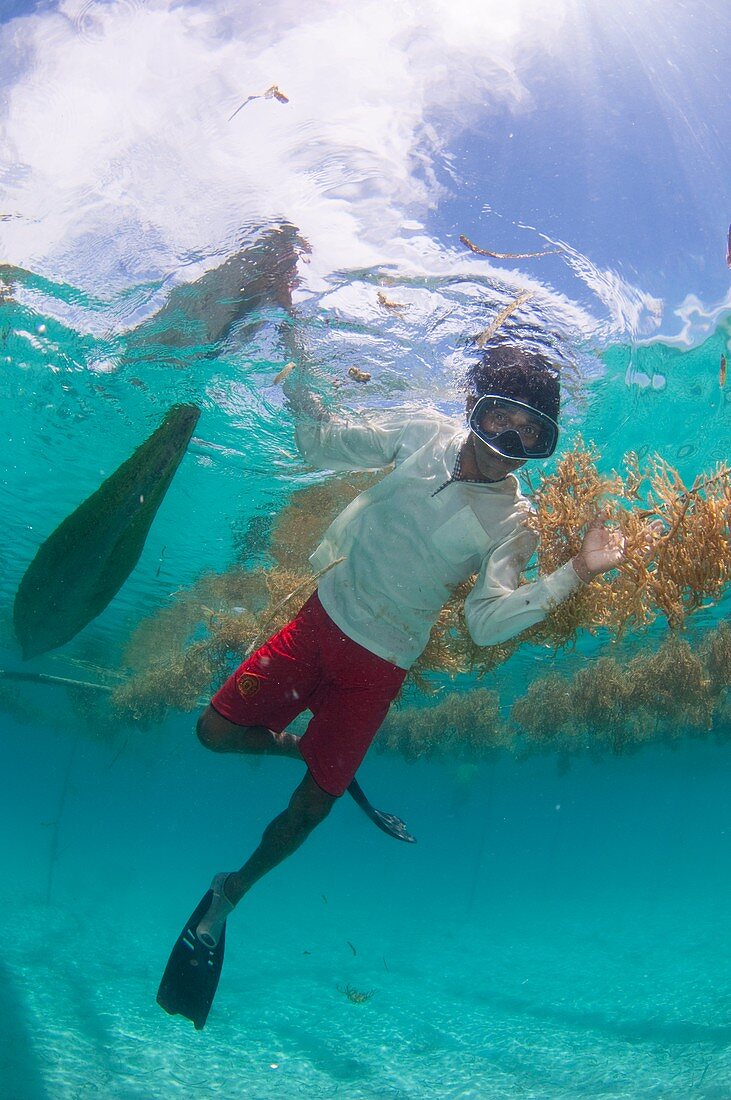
top-left (377, 626), bottom-right (731, 763)
top-left (106, 443), bottom-right (731, 756)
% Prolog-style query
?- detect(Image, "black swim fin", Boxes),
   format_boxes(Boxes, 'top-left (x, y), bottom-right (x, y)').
top-left (347, 778), bottom-right (416, 843)
top-left (157, 889), bottom-right (226, 1030)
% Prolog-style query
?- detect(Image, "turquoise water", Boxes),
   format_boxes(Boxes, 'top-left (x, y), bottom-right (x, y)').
top-left (2, 277), bottom-right (729, 1100)
top-left (2, 2), bottom-right (731, 1097)
top-left (3, 718), bottom-right (731, 1097)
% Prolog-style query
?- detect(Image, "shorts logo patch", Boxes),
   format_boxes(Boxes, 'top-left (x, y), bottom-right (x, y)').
top-left (237, 674), bottom-right (261, 699)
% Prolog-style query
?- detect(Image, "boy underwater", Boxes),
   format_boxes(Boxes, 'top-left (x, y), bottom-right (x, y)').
top-left (158, 343), bottom-right (643, 1028)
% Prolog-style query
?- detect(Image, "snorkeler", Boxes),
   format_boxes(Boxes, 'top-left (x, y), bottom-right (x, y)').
top-left (157, 344), bottom-right (640, 1028)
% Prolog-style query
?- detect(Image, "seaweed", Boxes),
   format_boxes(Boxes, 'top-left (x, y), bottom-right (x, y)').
top-left (338, 985), bottom-right (375, 1004)
top-left (511, 674), bottom-right (576, 743)
top-left (699, 621), bottom-right (731, 694)
top-left (507, 624), bottom-right (730, 759)
top-left (376, 688), bottom-right (506, 761)
top-left (528, 445), bottom-right (731, 640)
top-left (625, 638), bottom-right (715, 732)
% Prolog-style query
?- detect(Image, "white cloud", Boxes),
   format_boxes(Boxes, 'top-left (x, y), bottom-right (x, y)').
top-left (0, 0), bottom-right (688, 350)
top-left (0, 0), bottom-right (565, 289)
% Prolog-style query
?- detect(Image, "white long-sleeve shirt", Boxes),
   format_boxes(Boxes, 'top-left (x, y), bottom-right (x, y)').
top-left (295, 408), bottom-right (581, 669)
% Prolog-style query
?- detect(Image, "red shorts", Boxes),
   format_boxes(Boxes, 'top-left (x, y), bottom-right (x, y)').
top-left (210, 592), bottom-right (406, 796)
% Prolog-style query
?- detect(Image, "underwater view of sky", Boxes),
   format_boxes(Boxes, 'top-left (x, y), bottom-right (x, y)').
top-left (0, 1), bottom-right (730, 1098)
top-left (0, 0), bottom-right (728, 317)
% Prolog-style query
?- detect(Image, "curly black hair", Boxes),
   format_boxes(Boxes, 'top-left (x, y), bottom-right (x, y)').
top-left (466, 344), bottom-right (561, 422)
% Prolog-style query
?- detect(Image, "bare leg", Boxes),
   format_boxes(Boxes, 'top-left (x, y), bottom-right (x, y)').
top-left (223, 770), bottom-right (335, 906)
top-left (197, 705), bottom-right (415, 844)
top-left (196, 704), bottom-right (301, 759)
top-left (195, 705), bottom-right (335, 909)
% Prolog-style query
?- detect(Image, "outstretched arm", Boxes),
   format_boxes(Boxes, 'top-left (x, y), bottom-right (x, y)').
top-left (282, 366), bottom-right (329, 423)
top-left (464, 525), bottom-right (580, 646)
top-left (282, 365), bottom-right (436, 472)
top-left (465, 513), bottom-right (663, 647)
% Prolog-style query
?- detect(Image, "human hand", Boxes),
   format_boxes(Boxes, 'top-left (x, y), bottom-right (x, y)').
top-left (572, 513), bottom-right (626, 582)
top-left (572, 514), bottom-right (664, 583)
top-left (282, 367), bottom-right (328, 422)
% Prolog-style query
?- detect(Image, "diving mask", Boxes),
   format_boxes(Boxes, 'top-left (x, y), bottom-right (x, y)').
top-left (469, 394), bottom-right (559, 460)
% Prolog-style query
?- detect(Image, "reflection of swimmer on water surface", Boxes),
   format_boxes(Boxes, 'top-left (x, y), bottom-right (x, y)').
top-left (1, 226), bottom-right (306, 374)
top-left (158, 340), bottom-right (661, 1028)
top-left (124, 224), bottom-right (305, 355)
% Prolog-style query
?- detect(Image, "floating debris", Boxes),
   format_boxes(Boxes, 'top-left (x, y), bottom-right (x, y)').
top-left (273, 361), bottom-right (296, 385)
top-left (376, 290), bottom-right (406, 312)
top-left (727, 224), bottom-right (731, 267)
top-left (473, 290), bottom-right (533, 348)
top-left (338, 985), bottom-right (375, 1004)
top-left (460, 233), bottom-right (560, 260)
top-left (347, 941), bottom-right (357, 956)
top-left (720, 355), bottom-right (727, 387)
top-left (348, 366), bottom-right (371, 383)
top-left (14, 404), bottom-right (200, 659)
top-left (229, 84), bottom-right (290, 121)
top-left (265, 84), bottom-right (289, 103)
